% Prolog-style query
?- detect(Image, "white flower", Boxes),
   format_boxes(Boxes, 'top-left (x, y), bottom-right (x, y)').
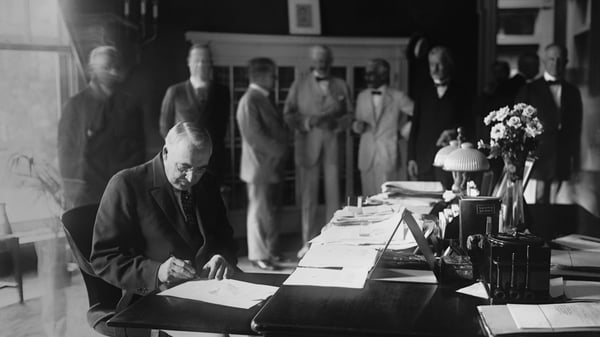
top-left (495, 106), bottom-right (510, 121)
top-left (477, 139), bottom-right (486, 149)
top-left (507, 116), bottom-right (522, 128)
top-left (491, 123), bottom-right (506, 140)
top-left (513, 103), bottom-right (527, 111)
top-left (522, 105), bottom-right (536, 118)
top-left (484, 110), bottom-right (497, 125)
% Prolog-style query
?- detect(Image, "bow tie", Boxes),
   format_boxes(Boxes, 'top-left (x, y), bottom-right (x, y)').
top-left (371, 90), bottom-right (382, 95)
top-left (315, 76), bottom-right (329, 82)
top-left (546, 80), bottom-right (561, 86)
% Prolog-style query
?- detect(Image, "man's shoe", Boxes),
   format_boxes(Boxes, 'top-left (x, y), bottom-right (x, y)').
top-left (251, 259), bottom-right (279, 271)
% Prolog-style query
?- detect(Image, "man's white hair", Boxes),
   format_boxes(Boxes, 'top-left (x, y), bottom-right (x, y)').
top-left (88, 45), bottom-right (120, 67)
top-left (165, 122), bottom-right (212, 151)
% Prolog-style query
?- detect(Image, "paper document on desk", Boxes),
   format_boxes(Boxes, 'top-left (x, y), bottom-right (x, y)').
top-left (158, 279), bottom-right (278, 309)
top-left (310, 210), bottom-right (418, 250)
top-left (552, 234), bottom-right (600, 250)
top-left (284, 267), bottom-right (370, 289)
top-left (298, 244), bottom-right (379, 269)
top-left (381, 181), bottom-right (444, 197)
top-left (507, 302), bottom-right (600, 331)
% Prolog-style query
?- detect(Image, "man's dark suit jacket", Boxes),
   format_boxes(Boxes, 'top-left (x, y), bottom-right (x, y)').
top-left (58, 83), bottom-right (146, 208)
top-left (159, 81), bottom-right (230, 178)
top-left (516, 78), bottom-right (582, 181)
top-left (91, 153), bottom-right (238, 299)
top-left (408, 81), bottom-right (470, 182)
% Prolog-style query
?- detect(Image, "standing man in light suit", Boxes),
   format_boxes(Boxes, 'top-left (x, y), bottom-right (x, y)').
top-left (353, 59), bottom-right (414, 196)
top-left (284, 45), bottom-right (353, 258)
top-left (237, 58), bottom-right (289, 271)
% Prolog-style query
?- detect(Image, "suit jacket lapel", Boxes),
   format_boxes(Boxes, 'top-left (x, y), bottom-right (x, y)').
top-left (375, 91), bottom-right (393, 126)
top-left (148, 154), bottom-right (197, 250)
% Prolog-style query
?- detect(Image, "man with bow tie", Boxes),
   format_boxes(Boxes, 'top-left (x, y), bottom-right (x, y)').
top-left (58, 46), bottom-right (146, 209)
top-left (91, 122), bottom-right (238, 309)
top-left (284, 45), bottom-right (353, 258)
top-left (516, 44), bottom-right (583, 203)
top-left (353, 59), bottom-right (414, 196)
top-left (159, 44), bottom-right (230, 183)
top-left (408, 46), bottom-right (469, 189)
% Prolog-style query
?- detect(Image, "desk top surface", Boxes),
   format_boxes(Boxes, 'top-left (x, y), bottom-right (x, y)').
top-left (108, 272), bottom-right (288, 335)
top-left (252, 280), bottom-right (488, 337)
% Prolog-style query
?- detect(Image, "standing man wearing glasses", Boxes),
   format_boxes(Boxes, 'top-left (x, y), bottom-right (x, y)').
top-left (91, 122), bottom-right (238, 308)
top-left (237, 58), bottom-right (289, 270)
top-left (159, 44), bottom-right (230, 182)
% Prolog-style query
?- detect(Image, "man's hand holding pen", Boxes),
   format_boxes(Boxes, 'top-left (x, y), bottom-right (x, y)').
top-left (158, 254), bottom-right (234, 284)
top-left (158, 255), bottom-right (197, 284)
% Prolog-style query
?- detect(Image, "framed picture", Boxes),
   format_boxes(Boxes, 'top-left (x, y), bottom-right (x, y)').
top-left (288, 0), bottom-right (321, 35)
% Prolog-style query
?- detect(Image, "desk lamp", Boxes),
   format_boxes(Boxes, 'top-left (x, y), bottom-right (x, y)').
top-left (442, 142), bottom-right (490, 194)
top-left (433, 140), bottom-right (460, 168)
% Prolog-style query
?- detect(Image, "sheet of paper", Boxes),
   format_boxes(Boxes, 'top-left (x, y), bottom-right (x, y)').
top-left (477, 305), bottom-right (521, 336)
top-left (551, 249), bottom-right (600, 269)
top-left (311, 210), bottom-right (417, 249)
top-left (371, 268), bottom-right (437, 284)
top-left (158, 279), bottom-right (278, 309)
top-left (456, 281), bottom-right (489, 299)
top-left (552, 234), bottom-right (600, 250)
top-left (564, 280), bottom-right (600, 300)
top-left (298, 244), bottom-right (379, 269)
top-left (283, 267), bottom-right (370, 289)
top-left (507, 304), bottom-right (551, 329)
top-left (539, 302), bottom-right (600, 329)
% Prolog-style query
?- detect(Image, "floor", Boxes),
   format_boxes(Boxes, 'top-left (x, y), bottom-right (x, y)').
top-left (0, 236), bottom-right (300, 337)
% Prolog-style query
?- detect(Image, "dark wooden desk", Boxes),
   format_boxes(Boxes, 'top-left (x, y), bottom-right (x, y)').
top-left (108, 272), bottom-right (288, 335)
top-left (525, 204), bottom-right (600, 240)
top-left (252, 280), bottom-right (488, 337)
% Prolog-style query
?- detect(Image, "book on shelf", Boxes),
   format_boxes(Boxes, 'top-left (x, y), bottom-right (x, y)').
top-left (478, 302), bottom-right (600, 336)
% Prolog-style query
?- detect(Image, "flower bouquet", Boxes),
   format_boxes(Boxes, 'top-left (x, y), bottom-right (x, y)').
top-left (478, 103), bottom-right (543, 229)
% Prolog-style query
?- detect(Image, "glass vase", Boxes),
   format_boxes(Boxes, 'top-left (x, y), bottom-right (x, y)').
top-left (501, 178), bottom-right (525, 231)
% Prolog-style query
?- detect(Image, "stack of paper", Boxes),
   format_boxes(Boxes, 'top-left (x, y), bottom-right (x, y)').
top-left (298, 244), bottom-right (379, 269)
top-left (381, 181), bottom-right (444, 197)
top-left (158, 279), bottom-right (278, 309)
top-left (283, 267), bottom-right (371, 289)
top-left (478, 302), bottom-right (600, 336)
top-left (310, 211), bottom-right (419, 250)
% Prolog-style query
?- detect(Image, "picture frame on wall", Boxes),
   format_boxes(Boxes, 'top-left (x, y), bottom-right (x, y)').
top-left (288, 0), bottom-right (321, 35)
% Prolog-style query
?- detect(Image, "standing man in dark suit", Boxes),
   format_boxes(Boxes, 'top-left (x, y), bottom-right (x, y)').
top-left (407, 46), bottom-right (469, 189)
top-left (516, 44), bottom-right (583, 203)
top-left (237, 58), bottom-right (289, 270)
top-left (91, 122), bottom-right (237, 306)
top-left (58, 46), bottom-right (145, 209)
top-left (284, 45), bottom-right (353, 258)
top-left (159, 44), bottom-right (230, 182)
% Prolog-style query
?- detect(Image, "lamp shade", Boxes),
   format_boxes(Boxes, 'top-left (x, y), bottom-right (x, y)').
top-left (442, 142), bottom-right (490, 172)
top-left (433, 140), bottom-right (460, 167)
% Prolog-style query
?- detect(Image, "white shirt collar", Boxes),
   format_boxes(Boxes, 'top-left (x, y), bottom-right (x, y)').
top-left (249, 83), bottom-right (269, 97)
top-left (190, 77), bottom-right (209, 89)
top-left (543, 71), bottom-right (558, 82)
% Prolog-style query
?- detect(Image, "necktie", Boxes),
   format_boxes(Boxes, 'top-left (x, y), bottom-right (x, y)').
top-left (315, 76), bottom-right (328, 82)
top-left (434, 82), bottom-right (448, 87)
top-left (546, 80), bottom-right (560, 86)
top-left (371, 90), bottom-right (382, 95)
top-left (180, 190), bottom-right (203, 247)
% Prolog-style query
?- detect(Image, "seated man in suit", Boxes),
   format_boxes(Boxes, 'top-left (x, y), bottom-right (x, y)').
top-left (237, 58), bottom-right (289, 270)
top-left (91, 122), bottom-right (238, 307)
top-left (353, 58), bottom-right (414, 196)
